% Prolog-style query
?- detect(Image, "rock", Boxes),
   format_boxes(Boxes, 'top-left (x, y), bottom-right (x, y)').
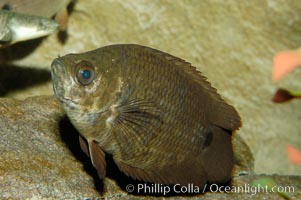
top-left (0, 96), bottom-right (100, 198)
top-left (1, 96), bottom-right (300, 199)
top-left (0, 0), bottom-right (301, 177)
top-left (233, 134), bottom-right (254, 175)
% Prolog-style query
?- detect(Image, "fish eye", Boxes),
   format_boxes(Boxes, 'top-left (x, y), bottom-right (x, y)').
top-left (76, 62), bottom-right (95, 85)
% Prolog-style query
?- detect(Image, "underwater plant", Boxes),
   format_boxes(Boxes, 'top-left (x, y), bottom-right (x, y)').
top-left (272, 49), bottom-right (301, 168)
top-left (272, 49), bottom-right (301, 102)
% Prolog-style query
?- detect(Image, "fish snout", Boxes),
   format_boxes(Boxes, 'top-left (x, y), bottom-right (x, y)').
top-left (51, 58), bottom-right (67, 99)
top-left (39, 18), bottom-right (59, 32)
top-left (51, 58), bottom-right (66, 77)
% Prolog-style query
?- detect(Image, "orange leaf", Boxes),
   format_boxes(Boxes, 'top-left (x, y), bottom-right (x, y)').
top-left (286, 145), bottom-right (301, 165)
top-left (273, 50), bottom-right (301, 82)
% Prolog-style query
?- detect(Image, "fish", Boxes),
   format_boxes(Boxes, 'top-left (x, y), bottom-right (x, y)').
top-left (0, 0), bottom-right (71, 18)
top-left (51, 44), bottom-right (242, 188)
top-left (0, 10), bottom-right (59, 46)
top-left (0, 0), bottom-right (72, 31)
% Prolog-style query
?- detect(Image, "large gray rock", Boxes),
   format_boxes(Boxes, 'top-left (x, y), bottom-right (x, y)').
top-left (0, 96), bottom-right (300, 199)
top-left (0, 96), bottom-right (100, 198)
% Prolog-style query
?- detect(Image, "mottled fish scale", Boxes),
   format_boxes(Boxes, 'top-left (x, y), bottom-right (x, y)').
top-left (116, 45), bottom-right (231, 182)
top-left (129, 50), bottom-right (208, 155)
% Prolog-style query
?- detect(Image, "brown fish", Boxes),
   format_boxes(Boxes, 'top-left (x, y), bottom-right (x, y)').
top-left (51, 44), bottom-right (241, 188)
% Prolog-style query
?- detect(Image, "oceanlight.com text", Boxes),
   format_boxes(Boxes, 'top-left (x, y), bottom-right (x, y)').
top-left (125, 183), bottom-right (295, 196)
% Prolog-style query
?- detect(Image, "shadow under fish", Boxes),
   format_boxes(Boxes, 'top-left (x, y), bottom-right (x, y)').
top-left (0, 64), bottom-right (51, 96)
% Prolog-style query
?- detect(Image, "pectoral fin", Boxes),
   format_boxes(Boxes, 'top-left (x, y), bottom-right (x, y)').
top-left (112, 98), bottom-right (162, 146)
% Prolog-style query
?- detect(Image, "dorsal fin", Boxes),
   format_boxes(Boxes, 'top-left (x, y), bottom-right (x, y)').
top-left (125, 44), bottom-right (241, 131)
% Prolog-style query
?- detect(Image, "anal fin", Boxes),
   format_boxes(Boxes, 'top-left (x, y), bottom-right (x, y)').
top-left (114, 158), bottom-right (207, 187)
top-left (114, 159), bottom-right (164, 184)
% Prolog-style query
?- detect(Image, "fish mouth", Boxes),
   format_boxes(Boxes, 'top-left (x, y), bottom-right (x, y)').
top-left (57, 96), bottom-right (79, 105)
top-left (51, 58), bottom-right (77, 106)
top-left (59, 95), bottom-right (109, 116)
top-left (60, 97), bottom-right (80, 111)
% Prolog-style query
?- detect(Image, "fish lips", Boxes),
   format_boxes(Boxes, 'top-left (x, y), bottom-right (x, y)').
top-left (51, 58), bottom-right (81, 109)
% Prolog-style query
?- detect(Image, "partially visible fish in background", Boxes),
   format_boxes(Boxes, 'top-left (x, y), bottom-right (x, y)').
top-left (0, 0), bottom-right (72, 30)
top-left (51, 44), bottom-right (241, 188)
top-left (0, 10), bottom-right (58, 47)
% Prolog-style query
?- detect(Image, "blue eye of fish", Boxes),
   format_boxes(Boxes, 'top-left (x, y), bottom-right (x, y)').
top-left (76, 63), bottom-right (94, 85)
top-left (81, 70), bottom-right (91, 79)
